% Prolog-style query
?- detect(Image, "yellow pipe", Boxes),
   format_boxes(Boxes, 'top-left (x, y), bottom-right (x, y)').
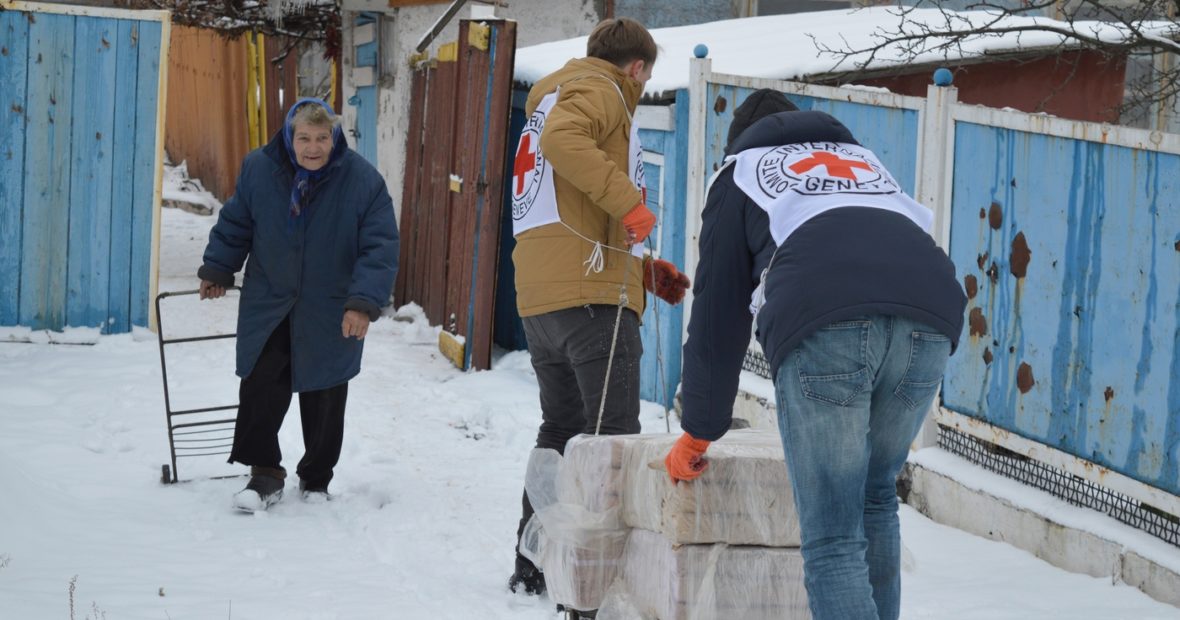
top-left (257, 32), bottom-right (268, 139)
top-left (245, 32), bottom-right (260, 149)
top-left (329, 58), bottom-right (338, 112)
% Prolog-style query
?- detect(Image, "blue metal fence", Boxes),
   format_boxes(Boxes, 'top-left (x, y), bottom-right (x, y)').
top-left (1, 4), bottom-right (167, 334)
top-left (943, 122), bottom-right (1180, 496)
top-left (636, 93), bottom-right (689, 408)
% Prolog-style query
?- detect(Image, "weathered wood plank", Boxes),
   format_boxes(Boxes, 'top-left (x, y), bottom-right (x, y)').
top-left (129, 20), bottom-right (162, 328)
top-left (0, 10), bottom-right (30, 326)
top-left (20, 12), bottom-right (75, 330)
top-left (106, 19), bottom-right (140, 334)
top-left (67, 16), bottom-right (117, 329)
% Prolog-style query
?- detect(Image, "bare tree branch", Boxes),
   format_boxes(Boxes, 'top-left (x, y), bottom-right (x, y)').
top-left (126, 0), bottom-right (341, 59)
top-left (811, 0), bottom-right (1180, 121)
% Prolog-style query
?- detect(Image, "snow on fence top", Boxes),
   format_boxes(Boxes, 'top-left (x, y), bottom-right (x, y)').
top-left (513, 6), bottom-right (1177, 98)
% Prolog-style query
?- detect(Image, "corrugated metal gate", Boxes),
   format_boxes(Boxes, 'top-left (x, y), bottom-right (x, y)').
top-left (396, 19), bottom-right (517, 370)
top-left (1, 1), bottom-right (170, 334)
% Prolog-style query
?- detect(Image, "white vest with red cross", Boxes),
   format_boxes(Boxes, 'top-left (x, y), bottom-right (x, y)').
top-left (730, 141), bottom-right (931, 245)
top-left (729, 141), bottom-right (933, 315)
top-left (510, 84), bottom-right (646, 259)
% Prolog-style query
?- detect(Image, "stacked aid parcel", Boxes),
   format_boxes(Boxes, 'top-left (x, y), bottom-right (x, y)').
top-left (521, 430), bottom-right (810, 619)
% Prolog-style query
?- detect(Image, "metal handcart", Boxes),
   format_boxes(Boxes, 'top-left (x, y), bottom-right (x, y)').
top-left (155, 288), bottom-right (239, 484)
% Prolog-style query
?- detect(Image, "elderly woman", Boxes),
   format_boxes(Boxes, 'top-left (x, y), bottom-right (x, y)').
top-left (198, 98), bottom-right (398, 511)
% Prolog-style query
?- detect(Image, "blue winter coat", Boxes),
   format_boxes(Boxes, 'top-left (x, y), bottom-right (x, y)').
top-left (199, 131), bottom-right (399, 392)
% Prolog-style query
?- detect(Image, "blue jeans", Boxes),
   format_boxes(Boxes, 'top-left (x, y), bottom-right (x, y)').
top-left (774, 315), bottom-right (951, 620)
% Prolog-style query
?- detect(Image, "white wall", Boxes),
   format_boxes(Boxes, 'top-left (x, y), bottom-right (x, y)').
top-left (339, 0), bottom-right (601, 220)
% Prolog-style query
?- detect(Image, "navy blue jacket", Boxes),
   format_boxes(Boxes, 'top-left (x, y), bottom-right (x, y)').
top-left (200, 131), bottom-right (399, 392)
top-left (680, 111), bottom-right (966, 441)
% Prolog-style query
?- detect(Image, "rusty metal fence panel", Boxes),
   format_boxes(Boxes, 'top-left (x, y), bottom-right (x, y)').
top-left (943, 121), bottom-right (1180, 497)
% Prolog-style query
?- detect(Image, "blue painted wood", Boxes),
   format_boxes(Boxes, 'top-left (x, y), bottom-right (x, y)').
top-left (657, 89), bottom-right (691, 407)
top-left (351, 14), bottom-right (378, 165)
top-left (354, 12), bottom-right (378, 67)
top-left (4, 9), bottom-right (162, 334)
top-left (107, 19), bottom-right (140, 334)
top-left (130, 21), bottom-right (163, 328)
top-left (0, 11), bottom-right (29, 326)
top-left (356, 41), bottom-right (377, 68)
top-left (642, 161), bottom-right (662, 247)
top-left (638, 127), bottom-right (667, 155)
top-left (944, 122), bottom-right (1180, 495)
top-left (636, 93), bottom-right (689, 408)
top-left (67, 17), bottom-right (118, 330)
top-left (354, 85), bottom-right (378, 165)
top-left (20, 13), bottom-right (75, 331)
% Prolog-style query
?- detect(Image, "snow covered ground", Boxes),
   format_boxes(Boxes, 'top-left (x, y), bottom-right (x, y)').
top-left (1, 206), bottom-right (1179, 619)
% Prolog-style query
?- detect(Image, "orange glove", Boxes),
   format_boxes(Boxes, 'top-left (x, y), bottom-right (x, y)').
top-left (643, 258), bottom-right (691, 305)
top-left (665, 433), bottom-right (711, 482)
top-left (621, 203), bottom-right (656, 244)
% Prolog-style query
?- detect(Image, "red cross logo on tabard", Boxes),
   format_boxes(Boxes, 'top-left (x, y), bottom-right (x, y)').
top-left (788, 151), bottom-right (873, 180)
top-left (513, 134), bottom-right (536, 194)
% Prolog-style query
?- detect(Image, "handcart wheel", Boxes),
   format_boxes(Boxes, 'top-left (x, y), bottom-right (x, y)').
top-left (161, 464), bottom-right (172, 485)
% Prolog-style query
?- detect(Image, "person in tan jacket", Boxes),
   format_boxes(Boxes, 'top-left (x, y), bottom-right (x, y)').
top-left (506, 18), bottom-right (689, 608)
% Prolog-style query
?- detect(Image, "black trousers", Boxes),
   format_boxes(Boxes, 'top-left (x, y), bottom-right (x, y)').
top-left (514, 304), bottom-right (642, 568)
top-left (227, 315), bottom-right (349, 489)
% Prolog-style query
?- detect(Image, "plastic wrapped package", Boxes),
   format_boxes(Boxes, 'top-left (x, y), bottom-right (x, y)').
top-left (540, 527), bottom-right (630, 612)
top-left (597, 578), bottom-right (657, 620)
top-left (522, 436), bottom-right (638, 611)
top-left (558, 433), bottom-right (636, 515)
top-left (518, 514), bottom-right (630, 612)
top-left (622, 430), bottom-right (801, 546)
top-left (620, 528), bottom-right (811, 620)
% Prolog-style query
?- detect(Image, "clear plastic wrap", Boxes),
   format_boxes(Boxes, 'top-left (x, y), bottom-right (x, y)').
top-left (622, 430), bottom-right (802, 546)
top-left (597, 578), bottom-right (656, 620)
top-left (522, 435), bottom-right (635, 611)
top-left (619, 528), bottom-right (811, 620)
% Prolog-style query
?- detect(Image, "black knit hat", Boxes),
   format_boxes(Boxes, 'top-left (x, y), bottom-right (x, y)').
top-left (726, 88), bottom-right (799, 153)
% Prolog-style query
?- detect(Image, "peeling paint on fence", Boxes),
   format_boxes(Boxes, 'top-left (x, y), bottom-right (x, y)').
top-left (1, 4), bottom-right (167, 333)
top-left (944, 122), bottom-right (1180, 495)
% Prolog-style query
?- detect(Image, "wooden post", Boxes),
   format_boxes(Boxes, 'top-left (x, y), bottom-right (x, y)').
top-left (682, 53), bottom-right (711, 344)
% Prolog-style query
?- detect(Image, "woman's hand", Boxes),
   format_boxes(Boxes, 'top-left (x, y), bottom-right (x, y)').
top-left (342, 309), bottom-right (371, 339)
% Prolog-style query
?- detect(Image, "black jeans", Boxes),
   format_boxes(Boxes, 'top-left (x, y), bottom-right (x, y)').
top-left (228, 315), bottom-right (349, 489)
top-left (514, 304), bottom-right (642, 567)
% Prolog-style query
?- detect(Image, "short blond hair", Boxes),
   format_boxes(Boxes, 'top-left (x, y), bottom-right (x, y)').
top-left (586, 18), bottom-right (657, 69)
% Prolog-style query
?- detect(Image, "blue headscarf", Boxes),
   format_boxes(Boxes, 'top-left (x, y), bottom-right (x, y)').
top-left (282, 97), bottom-right (346, 219)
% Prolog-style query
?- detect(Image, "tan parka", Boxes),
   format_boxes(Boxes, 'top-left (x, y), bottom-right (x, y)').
top-left (512, 57), bottom-right (647, 318)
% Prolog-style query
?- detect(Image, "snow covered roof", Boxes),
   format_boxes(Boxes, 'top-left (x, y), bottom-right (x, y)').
top-left (513, 7), bottom-right (1177, 96)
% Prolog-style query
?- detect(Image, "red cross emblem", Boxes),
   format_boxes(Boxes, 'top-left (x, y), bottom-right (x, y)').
top-left (513, 134), bottom-right (536, 195)
top-left (788, 151), bottom-right (873, 180)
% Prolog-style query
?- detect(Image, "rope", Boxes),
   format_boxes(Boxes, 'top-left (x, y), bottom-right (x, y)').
top-left (583, 241), bottom-right (605, 275)
top-left (594, 241), bottom-right (638, 436)
top-left (584, 72), bottom-right (642, 435)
